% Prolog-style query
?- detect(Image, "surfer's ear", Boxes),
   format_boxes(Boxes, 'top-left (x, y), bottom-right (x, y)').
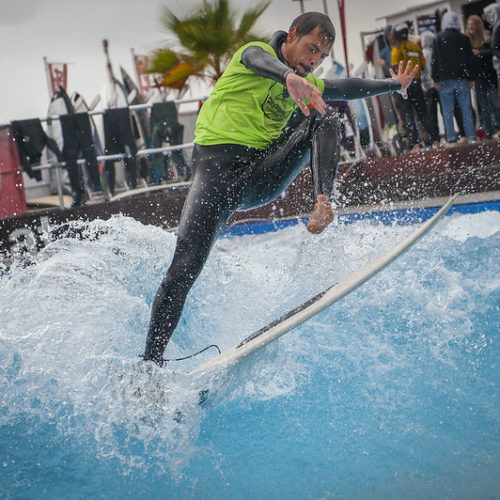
top-left (288, 27), bottom-right (298, 43)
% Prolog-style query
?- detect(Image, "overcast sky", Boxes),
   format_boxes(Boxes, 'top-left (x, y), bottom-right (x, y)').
top-left (0, 0), bottom-right (431, 123)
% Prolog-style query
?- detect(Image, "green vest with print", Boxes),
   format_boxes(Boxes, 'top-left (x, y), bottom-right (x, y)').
top-left (194, 41), bottom-right (325, 149)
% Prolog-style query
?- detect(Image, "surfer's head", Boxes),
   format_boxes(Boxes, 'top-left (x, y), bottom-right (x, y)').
top-left (282, 12), bottom-right (335, 76)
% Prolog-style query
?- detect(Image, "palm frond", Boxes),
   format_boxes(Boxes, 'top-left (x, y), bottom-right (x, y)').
top-left (153, 0), bottom-right (270, 88)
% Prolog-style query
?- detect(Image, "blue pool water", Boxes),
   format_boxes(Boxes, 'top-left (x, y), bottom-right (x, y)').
top-left (1, 202), bottom-right (499, 499)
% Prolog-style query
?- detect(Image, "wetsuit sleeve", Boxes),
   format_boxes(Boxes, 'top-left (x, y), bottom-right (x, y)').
top-left (241, 45), bottom-right (293, 85)
top-left (322, 77), bottom-right (401, 101)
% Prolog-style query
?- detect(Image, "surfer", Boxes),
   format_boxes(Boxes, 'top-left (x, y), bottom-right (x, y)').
top-left (142, 11), bottom-right (418, 365)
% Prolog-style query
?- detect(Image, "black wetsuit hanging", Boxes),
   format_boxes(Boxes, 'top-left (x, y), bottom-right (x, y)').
top-left (103, 107), bottom-right (138, 191)
top-left (150, 101), bottom-right (189, 182)
top-left (11, 119), bottom-right (62, 181)
top-left (60, 112), bottom-right (103, 205)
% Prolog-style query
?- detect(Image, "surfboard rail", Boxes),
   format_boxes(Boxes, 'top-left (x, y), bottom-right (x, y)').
top-left (190, 194), bottom-right (458, 375)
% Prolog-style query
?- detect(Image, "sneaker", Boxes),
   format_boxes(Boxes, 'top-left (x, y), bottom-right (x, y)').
top-left (443, 141), bottom-right (458, 149)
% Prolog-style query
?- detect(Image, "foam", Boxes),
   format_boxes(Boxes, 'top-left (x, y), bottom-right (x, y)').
top-left (0, 209), bottom-right (498, 479)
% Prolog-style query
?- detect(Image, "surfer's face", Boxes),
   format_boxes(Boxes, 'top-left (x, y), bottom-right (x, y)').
top-left (284, 26), bottom-right (331, 76)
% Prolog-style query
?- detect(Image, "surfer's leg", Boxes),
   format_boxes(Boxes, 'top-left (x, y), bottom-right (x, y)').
top-left (305, 107), bottom-right (341, 233)
top-left (143, 145), bottom-right (249, 364)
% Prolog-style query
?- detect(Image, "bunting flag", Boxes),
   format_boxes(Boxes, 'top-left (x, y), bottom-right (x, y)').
top-left (45, 59), bottom-right (68, 95)
top-left (337, 0), bottom-right (350, 76)
top-left (133, 53), bottom-right (152, 98)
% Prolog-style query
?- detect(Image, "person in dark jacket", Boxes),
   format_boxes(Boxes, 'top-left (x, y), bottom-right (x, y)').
top-left (484, 3), bottom-right (500, 98)
top-left (431, 11), bottom-right (476, 144)
top-left (466, 14), bottom-right (500, 138)
top-left (420, 30), bottom-right (441, 144)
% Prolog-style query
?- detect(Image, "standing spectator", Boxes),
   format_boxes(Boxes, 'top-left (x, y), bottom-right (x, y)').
top-left (420, 30), bottom-right (442, 145)
top-left (377, 24), bottom-right (407, 140)
top-left (484, 4), bottom-right (500, 99)
top-left (435, 7), bottom-right (469, 138)
top-left (434, 7), bottom-right (448, 33)
top-left (432, 12), bottom-right (477, 145)
top-left (466, 14), bottom-right (500, 138)
top-left (378, 25), bottom-right (394, 78)
top-left (391, 22), bottom-right (440, 151)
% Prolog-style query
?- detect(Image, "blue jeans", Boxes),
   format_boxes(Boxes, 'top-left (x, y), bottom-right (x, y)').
top-left (438, 79), bottom-right (476, 141)
top-left (475, 78), bottom-right (500, 136)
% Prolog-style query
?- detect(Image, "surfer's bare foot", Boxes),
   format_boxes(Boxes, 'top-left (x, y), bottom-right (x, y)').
top-left (306, 194), bottom-right (334, 234)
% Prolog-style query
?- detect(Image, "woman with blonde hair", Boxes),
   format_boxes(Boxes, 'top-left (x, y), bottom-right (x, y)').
top-left (466, 14), bottom-right (500, 138)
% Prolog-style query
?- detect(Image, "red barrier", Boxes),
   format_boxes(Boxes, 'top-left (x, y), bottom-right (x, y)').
top-left (0, 125), bottom-right (27, 218)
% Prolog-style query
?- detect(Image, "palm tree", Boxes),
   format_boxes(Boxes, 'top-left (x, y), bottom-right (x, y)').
top-left (149, 0), bottom-right (271, 92)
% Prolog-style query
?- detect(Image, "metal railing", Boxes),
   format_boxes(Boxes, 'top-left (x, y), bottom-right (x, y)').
top-left (6, 96), bottom-right (207, 209)
top-left (31, 141), bottom-right (196, 209)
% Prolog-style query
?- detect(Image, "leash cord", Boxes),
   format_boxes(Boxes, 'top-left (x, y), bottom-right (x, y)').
top-left (163, 344), bottom-right (221, 362)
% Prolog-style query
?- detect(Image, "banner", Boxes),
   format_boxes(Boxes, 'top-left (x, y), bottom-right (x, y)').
top-left (337, 0), bottom-right (350, 76)
top-left (46, 61), bottom-right (68, 95)
top-left (133, 53), bottom-right (152, 98)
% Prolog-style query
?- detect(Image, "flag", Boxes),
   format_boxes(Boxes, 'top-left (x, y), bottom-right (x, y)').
top-left (133, 53), bottom-right (152, 98)
top-left (45, 60), bottom-right (68, 95)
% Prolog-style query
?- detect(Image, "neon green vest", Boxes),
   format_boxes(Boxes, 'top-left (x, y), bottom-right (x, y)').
top-left (194, 41), bottom-right (325, 149)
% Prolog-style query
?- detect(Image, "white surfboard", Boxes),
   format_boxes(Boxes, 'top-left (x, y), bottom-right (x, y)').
top-left (189, 194), bottom-right (458, 375)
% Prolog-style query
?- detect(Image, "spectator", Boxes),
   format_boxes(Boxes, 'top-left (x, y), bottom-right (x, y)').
top-left (484, 4), bottom-right (500, 99)
top-left (435, 7), bottom-right (470, 137)
top-left (432, 12), bottom-right (477, 145)
top-left (420, 30), bottom-right (442, 145)
top-left (434, 8), bottom-right (448, 33)
top-left (378, 25), bottom-right (394, 78)
top-left (391, 22), bottom-right (440, 151)
top-left (466, 14), bottom-right (500, 138)
top-left (377, 24), bottom-right (407, 140)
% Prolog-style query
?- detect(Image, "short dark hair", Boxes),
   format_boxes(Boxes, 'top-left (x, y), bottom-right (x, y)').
top-left (289, 12), bottom-right (335, 45)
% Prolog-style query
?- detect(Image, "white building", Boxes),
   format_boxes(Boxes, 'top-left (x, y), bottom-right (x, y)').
top-left (376, 0), bottom-right (497, 34)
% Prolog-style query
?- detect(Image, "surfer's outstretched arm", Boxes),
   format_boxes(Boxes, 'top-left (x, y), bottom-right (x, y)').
top-left (322, 61), bottom-right (418, 100)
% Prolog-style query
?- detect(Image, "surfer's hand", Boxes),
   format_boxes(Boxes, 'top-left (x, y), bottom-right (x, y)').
top-left (390, 60), bottom-right (418, 99)
top-left (307, 194), bottom-right (334, 234)
top-left (286, 72), bottom-right (326, 116)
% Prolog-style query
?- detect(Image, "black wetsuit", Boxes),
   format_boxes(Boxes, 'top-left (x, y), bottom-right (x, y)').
top-left (143, 31), bottom-right (402, 365)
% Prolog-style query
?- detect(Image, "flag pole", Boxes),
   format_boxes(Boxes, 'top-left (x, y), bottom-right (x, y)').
top-left (43, 57), bottom-right (53, 99)
top-left (337, 0), bottom-right (350, 76)
top-left (291, 0), bottom-right (305, 14)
